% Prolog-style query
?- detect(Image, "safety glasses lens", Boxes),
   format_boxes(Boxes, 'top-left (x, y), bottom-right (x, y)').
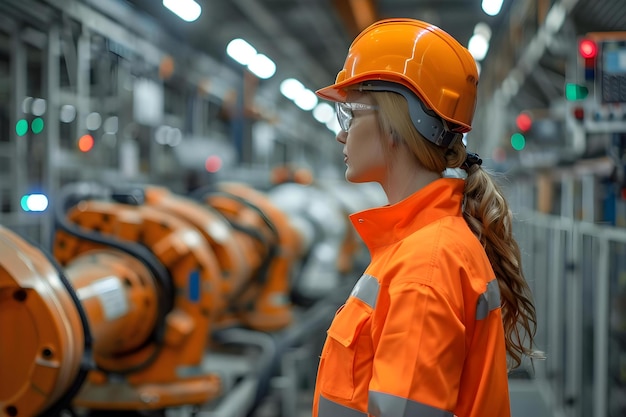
top-left (335, 102), bottom-right (352, 132)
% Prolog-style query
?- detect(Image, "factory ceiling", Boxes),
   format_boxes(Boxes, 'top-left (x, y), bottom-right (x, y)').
top-left (119, 0), bottom-right (508, 93)
top-left (117, 0), bottom-right (626, 113)
top-left (0, 0), bottom-right (624, 149)
top-left (1, 0), bottom-right (624, 105)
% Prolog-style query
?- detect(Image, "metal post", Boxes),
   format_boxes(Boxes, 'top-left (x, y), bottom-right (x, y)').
top-left (561, 176), bottom-right (575, 220)
top-left (76, 30), bottom-right (90, 148)
top-left (582, 174), bottom-right (595, 223)
top-left (532, 219), bottom-right (548, 381)
top-left (10, 26), bottom-right (27, 231)
top-left (561, 176), bottom-right (582, 416)
top-left (43, 25), bottom-right (61, 248)
top-left (593, 234), bottom-right (609, 417)
top-left (548, 222), bottom-right (564, 404)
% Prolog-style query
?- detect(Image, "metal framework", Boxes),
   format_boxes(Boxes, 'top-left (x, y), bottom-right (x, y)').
top-left (510, 176), bottom-right (626, 417)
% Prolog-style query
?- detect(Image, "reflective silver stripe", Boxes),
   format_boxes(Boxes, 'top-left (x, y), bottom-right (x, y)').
top-left (369, 390), bottom-right (454, 417)
top-left (476, 278), bottom-right (501, 320)
top-left (349, 273), bottom-right (380, 308)
top-left (318, 394), bottom-right (367, 417)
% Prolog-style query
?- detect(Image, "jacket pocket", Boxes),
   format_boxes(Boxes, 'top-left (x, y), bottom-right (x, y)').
top-left (319, 299), bottom-right (371, 400)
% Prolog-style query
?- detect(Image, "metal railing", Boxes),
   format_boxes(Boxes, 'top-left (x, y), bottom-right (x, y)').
top-left (514, 211), bottom-right (626, 417)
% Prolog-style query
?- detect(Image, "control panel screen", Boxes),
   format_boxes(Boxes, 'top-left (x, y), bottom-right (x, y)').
top-left (601, 40), bottom-right (626, 103)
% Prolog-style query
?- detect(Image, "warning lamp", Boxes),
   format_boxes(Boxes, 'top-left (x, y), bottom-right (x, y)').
top-left (578, 39), bottom-right (598, 59)
top-left (510, 133), bottom-right (526, 151)
top-left (205, 155), bottom-right (222, 173)
top-left (515, 112), bottom-right (532, 132)
top-left (78, 134), bottom-right (94, 152)
top-left (15, 119), bottom-right (28, 136)
top-left (20, 193), bottom-right (49, 212)
top-left (565, 83), bottom-right (589, 101)
top-left (578, 38), bottom-right (597, 81)
top-left (572, 107), bottom-right (585, 121)
top-left (31, 117), bottom-right (44, 134)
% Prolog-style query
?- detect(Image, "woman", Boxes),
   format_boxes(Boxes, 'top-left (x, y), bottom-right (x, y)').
top-left (312, 18), bottom-right (540, 417)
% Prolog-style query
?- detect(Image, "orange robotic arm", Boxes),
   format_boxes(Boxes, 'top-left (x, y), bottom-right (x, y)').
top-left (0, 225), bottom-right (91, 417)
top-left (51, 183), bottom-right (227, 411)
top-left (36, 180), bottom-right (302, 413)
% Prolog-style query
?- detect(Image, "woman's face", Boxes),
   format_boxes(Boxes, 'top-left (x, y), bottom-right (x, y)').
top-left (336, 92), bottom-right (389, 184)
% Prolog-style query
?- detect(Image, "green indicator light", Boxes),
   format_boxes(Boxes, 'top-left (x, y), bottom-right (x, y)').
top-left (20, 195), bottom-right (30, 211)
top-left (31, 117), bottom-right (44, 134)
top-left (565, 83), bottom-right (588, 101)
top-left (16, 119), bottom-right (28, 136)
top-left (511, 133), bottom-right (526, 151)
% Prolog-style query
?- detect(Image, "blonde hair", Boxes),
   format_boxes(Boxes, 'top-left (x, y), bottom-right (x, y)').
top-left (371, 90), bottom-right (539, 369)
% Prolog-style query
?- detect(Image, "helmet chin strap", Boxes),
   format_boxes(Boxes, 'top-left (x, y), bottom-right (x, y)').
top-left (359, 81), bottom-right (462, 148)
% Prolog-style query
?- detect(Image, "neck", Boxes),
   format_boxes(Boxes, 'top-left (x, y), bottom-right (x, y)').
top-left (383, 170), bottom-right (441, 205)
top-left (380, 149), bottom-right (442, 204)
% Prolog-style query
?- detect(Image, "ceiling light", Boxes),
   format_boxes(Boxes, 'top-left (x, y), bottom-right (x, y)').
top-left (313, 103), bottom-right (334, 123)
top-left (481, 0), bottom-right (503, 16)
top-left (226, 39), bottom-right (257, 65)
top-left (294, 89), bottom-right (318, 111)
top-left (468, 34), bottom-right (489, 61)
top-left (473, 22), bottom-right (492, 42)
top-left (248, 54), bottom-right (276, 79)
top-left (226, 39), bottom-right (276, 79)
top-left (163, 0), bottom-right (201, 22)
top-left (280, 78), bottom-right (304, 100)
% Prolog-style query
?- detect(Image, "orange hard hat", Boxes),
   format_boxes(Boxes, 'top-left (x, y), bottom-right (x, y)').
top-left (316, 18), bottom-right (479, 132)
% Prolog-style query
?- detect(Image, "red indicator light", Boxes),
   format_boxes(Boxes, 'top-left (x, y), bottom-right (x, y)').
top-left (205, 155), bottom-right (222, 173)
top-left (573, 107), bottom-right (585, 121)
top-left (78, 134), bottom-right (94, 152)
top-left (515, 112), bottom-right (532, 132)
top-left (579, 39), bottom-right (597, 59)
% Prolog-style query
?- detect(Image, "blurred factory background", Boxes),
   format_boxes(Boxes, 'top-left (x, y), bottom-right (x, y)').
top-left (0, 0), bottom-right (625, 416)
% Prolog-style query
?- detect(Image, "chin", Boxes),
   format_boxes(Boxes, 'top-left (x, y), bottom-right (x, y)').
top-left (345, 172), bottom-right (367, 184)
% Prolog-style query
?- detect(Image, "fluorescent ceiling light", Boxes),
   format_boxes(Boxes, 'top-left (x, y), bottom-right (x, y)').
top-left (481, 0), bottom-right (503, 16)
top-left (226, 39), bottom-right (257, 65)
top-left (294, 89), bottom-right (318, 111)
top-left (280, 78), bottom-right (304, 100)
top-left (468, 34), bottom-right (489, 61)
top-left (163, 0), bottom-right (201, 22)
top-left (473, 22), bottom-right (492, 41)
top-left (313, 102), bottom-right (334, 123)
top-left (248, 54), bottom-right (276, 79)
top-left (226, 39), bottom-right (276, 79)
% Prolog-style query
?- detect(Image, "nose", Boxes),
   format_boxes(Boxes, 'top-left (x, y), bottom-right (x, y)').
top-left (336, 130), bottom-right (347, 144)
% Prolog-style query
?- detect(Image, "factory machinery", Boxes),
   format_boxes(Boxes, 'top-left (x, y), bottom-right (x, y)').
top-left (0, 178), bottom-right (382, 417)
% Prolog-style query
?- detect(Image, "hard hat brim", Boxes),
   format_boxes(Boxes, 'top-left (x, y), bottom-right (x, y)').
top-left (315, 81), bottom-right (350, 103)
top-left (315, 71), bottom-right (414, 103)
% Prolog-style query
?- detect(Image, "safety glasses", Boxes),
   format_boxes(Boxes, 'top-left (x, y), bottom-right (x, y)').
top-left (335, 102), bottom-right (378, 132)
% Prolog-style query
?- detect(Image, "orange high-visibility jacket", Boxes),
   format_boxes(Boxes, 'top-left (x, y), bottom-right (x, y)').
top-left (312, 178), bottom-right (510, 417)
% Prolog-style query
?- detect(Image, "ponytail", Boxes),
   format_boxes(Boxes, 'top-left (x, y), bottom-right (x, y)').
top-left (462, 164), bottom-right (541, 369)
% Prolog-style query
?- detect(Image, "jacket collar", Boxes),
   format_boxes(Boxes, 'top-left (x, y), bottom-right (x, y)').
top-left (350, 178), bottom-right (465, 251)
